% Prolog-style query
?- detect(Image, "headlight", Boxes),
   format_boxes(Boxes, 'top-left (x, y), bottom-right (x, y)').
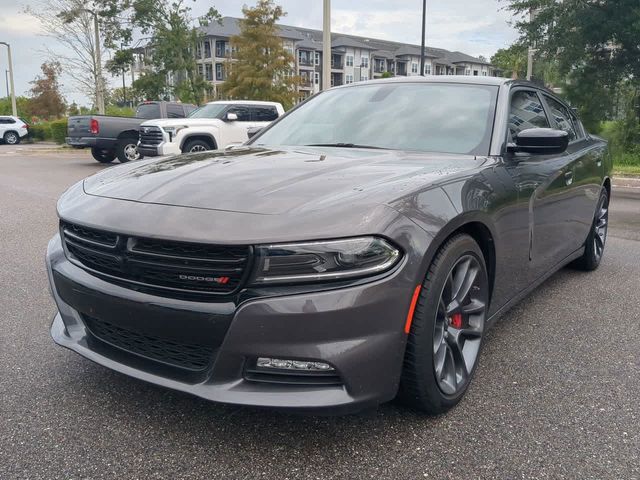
top-left (252, 237), bottom-right (401, 285)
top-left (163, 126), bottom-right (187, 141)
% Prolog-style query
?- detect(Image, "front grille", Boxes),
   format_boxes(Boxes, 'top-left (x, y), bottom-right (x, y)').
top-left (139, 126), bottom-right (164, 146)
top-left (61, 221), bottom-right (251, 299)
top-left (84, 315), bottom-right (214, 371)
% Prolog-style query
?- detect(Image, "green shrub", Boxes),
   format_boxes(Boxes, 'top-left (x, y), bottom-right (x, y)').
top-left (49, 119), bottom-right (68, 144)
top-left (105, 105), bottom-right (135, 117)
top-left (29, 123), bottom-right (52, 141)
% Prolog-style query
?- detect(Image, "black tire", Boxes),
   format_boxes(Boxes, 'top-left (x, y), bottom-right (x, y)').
top-left (399, 234), bottom-right (489, 414)
top-left (116, 138), bottom-right (142, 163)
top-left (182, 139), bottom-right (213, 154)
top-left (3, 131), bottom-right (20, 145)
top-left (91, 147), bottom-right (116, 163)
top-left (572, 188), bottom-right (609, 271)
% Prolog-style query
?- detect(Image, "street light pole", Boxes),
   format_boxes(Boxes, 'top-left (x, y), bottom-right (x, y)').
top-left (0, 42), bottom-right (17, 116)
top-left (92, 13), bottom-right (105, 114)
top-left (322, 0), bottom-right (331, 91)
top-left (4, 70), bottom-right (9, 98)
top-left (420, 0), bottom-right (427, 76)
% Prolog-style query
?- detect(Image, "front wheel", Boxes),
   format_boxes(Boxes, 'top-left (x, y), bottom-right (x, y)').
top-left (182, 139), bottom-right (213, 154)
top-left (116, 138), bottom-right (142, 163)
top-left (399, 234), bottom-right (489, 414)
top-left (91, 147), bottom-right (115, 163)
top-left (3, 131), bottom-right (20, 145)
top-left (572, 188), bottom-right (609, 271)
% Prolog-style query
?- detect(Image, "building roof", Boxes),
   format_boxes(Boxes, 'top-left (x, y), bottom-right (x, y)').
top-left (201, 16), bottom-right (493, 68)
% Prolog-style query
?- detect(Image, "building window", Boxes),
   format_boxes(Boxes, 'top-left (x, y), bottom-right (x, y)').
top-left (315, 52), bottom-right (320, 66)
top-left (195, 42), bottom-right (202, 59)
top-left (361, 56), bottom-right (369, 68)
top-left (424, 64), bottom-right (431, 75)
top-left (298, 50), bottom-right (313, 66)
top-left (411, 63), bottom-right (418, 74)
top-left (314, 72), bottom-right (320, 85)
top-left (482, 70), bottom-right (488, 76)
top-left (197, 64), bottom-right (204, 78)
top-left (215, 40), bottom-right (227, 58)
top-left (465, 68), bottom-right (471, 76)
top-left (215, 63), bottom-right (224, 81)
top-left (205, 64), bottom-right (213, 81)
top-left (204, 40), bottom-right (211, 59)
top-left (361, 73), bottom-right (369, 82)
top-left (346, 55), bottom-right (354, 67)
top-left (345, 74), bottom-right (354, 84)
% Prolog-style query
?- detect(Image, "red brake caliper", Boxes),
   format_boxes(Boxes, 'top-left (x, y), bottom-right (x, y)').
top-left (450, 312), bottom-right (463, 329)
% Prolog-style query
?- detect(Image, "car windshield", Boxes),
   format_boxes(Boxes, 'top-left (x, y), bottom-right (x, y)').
top-left (188, 104), bottom-right (228, 119)
top-left (253, 82), bottom-right (498, 155)
top-left (136, 103), bottom-right (161, 119)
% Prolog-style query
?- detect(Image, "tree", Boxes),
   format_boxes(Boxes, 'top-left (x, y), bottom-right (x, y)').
top-left (220, 0), bottom-right (301, 110)
top-left (490, 44), bottom-right (527, 79)
top-left (504, 0), bottom-right (640, 131)
top-left (26, 0), bottom-right (111, 109)
top-left (106, 0), bottom-right (220, 104)
top-left (29, 61), bottom-right (67, 118)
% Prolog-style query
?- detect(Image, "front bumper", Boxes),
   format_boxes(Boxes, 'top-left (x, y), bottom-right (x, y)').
top-left (138, 142), bottom-right (181, 157)
top-left (47, 233), bottom-right (415, 412)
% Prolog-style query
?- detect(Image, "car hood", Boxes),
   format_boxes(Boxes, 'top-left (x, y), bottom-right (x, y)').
top-left (141, 118), bottom-right (224, 128)
top-left (83, 146), bottom-right (482, 216)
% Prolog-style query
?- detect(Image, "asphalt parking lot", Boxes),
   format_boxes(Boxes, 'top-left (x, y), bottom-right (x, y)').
top-left (1, 150), bottom-right (639, 480)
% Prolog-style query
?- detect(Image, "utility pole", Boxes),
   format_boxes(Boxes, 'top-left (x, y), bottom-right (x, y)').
top-left (526, 8), bottom-right (537, 81)
top-left (322, 0), bottom-right (331, 91)
top-left (420, 0), bottom-right (427, 76)
top-left (92, 13), bottom-right (105, 114)
top-left (4, 70), bottom-right (9, 97)
top-left (0, 42), bottom-right (17, 116)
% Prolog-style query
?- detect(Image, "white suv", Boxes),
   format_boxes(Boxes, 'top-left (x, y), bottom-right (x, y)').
top-left (138, 100), bottom-right (284, 157)
top-left (0, 116), bottom-right (29, 145)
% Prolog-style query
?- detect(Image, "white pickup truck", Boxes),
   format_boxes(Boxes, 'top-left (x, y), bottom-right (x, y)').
top-left (137, 100), bottom-right (284, 156)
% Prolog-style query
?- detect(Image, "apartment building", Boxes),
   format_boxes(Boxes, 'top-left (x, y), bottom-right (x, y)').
top-left (195, 17), bottom-right (497, 100)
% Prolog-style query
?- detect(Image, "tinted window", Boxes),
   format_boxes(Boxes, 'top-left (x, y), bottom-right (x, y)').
top-left (0, 117), bottom-right (16, 124)
top-left (543, 95), bottom-right (578, 142)
top-left (136, 103), bottom-right (161, 119)
top-left (167, 104), bottom-right (185, 118)
top-left (228, 106), bottom-right (251, 122)
top-left (188, 104), bottom-right (227, 119)
top-left (509, 90), bottom-right (549, 138)
top-left (254, 83), bottom-right (498, 155)
top-left (252, 106), bottom-right (278, 122)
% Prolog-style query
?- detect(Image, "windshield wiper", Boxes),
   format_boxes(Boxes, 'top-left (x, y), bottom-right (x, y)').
top-left (304, 143), bottom-right (387, 150)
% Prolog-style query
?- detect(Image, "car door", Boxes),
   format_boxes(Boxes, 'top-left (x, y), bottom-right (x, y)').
top-left (251, 106), bottom-right (279, 129)
top-left (0, 117), bottom-right (7, 138)
top-left (541, 94), bottom-right (603, 246)
top-left (220, 105), bottom-right (253, 146)
top-left (505, 88), bottom-right (577, 282)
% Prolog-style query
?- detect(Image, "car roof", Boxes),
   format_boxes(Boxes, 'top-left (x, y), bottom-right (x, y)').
top-left (333, 75), bottom-right (545, 89)
top-left (206, 100), bottom-right (281, 106)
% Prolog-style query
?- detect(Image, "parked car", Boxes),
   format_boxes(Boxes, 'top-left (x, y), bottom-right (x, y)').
top-left (47, 77), bottom-right (611, 414)
top-left (137, 100), bottom-right (284, 156)
top-left (66, 101), bottom-right (197, 163)
top-left (0, 116), bottom-right (29, 145)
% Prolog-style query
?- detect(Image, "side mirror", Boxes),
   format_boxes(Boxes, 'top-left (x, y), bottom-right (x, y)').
top-left (225, 112), bottom-right (238, 122)
top-left (510, 128), bottom-right (569, 155)
top-left (247, 127), bottom-right (263, 139)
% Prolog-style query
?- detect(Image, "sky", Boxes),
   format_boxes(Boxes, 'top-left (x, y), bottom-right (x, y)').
top-left (0, 0), bottom-right (521, 106)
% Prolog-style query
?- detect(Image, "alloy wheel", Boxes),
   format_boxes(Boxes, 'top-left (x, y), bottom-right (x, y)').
top-left (190, 144), bottom-right (208, 153)
top-left (124, 144), bottom-right (140, 161)
top-left (593, 196), bottom-right (609, 261)
top-left (433, 255), bottom-right (487, 396)
top-left (5, 133), bottom-right (18, 144)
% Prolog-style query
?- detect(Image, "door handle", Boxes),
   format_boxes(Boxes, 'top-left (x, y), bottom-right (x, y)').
top-left (564, 171), bottom-right (574, 186)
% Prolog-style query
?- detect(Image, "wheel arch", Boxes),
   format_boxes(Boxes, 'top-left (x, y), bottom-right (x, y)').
top-left (180, 134), bottom-right (218, 151)
top-left (117, 130), bottom-right (139, 141)
top-left (602, 177), bottom-right (611, 201)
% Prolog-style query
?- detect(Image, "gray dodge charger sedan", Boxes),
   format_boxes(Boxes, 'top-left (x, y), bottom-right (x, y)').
top-left (47, 77), bottom-right (611, 414)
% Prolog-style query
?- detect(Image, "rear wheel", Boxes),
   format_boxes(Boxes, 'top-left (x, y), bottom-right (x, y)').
top-left (3, 131), bottom-right (20, 145)
top-left (399, 234), bottom-right (489, 414)
top-left (116, 138), bottom-right (142, 163)
top-left (182, 139), bottom-right (213, 153)
top-left (572, 188), bottom-right (609, 271)
top-left (90, 147), bottom-right (115, 163)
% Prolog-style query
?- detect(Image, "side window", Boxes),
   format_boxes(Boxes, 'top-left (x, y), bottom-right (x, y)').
top-left (228, 106), bottom-right (251, 122)
top-left (167, 104), bottom-right (185, 118)
top-left (0, 117), bottom-right (16, 124)
top-left (509, 90), bottom-right (550, 139)
top-left (252, 106), bottom-right (278, 122)
top-left (543, 95), bottom-right (578, 142)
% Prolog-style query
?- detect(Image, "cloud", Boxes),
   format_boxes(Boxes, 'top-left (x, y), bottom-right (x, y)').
top-left (0, 14), bottom-right (43, 37)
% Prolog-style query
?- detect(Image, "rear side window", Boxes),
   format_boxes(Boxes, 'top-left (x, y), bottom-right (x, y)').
top-left (136, 103), bottom-right (161, 119)
top-left (228, 106), bottom-right (251, 122)
top-left (167, 104), bottom-right (185, 118)
top-left (0, 117), bottom-right (16, 124)
top-left (543, 95), bottom-right (578, 142)
top-left (509, 90), bottom-right (549, 138)
top-left (252, 106), bottom-right (278, 121)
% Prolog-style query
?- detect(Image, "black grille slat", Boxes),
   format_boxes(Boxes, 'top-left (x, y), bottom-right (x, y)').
top-left (61, 221), bottom-right (250, 299)
top-left (139, 126), bottom-right (164, 146)
top-left (84, 316), bottom-right (214, 371)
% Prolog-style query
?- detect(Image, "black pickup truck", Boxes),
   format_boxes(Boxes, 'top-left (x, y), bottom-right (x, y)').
top-left (66, 101), bottom-right (197, 163)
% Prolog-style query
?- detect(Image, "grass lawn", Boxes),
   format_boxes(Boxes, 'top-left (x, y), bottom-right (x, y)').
top-left (613, 152), bottom-right (640, 176)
